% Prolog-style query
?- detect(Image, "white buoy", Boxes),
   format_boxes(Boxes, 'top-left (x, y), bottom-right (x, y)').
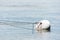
top-left (35, 20), bottom-right (51, 31)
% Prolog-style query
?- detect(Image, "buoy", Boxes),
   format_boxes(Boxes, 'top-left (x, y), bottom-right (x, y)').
top-left (35, 20), bottom-right (51, 31)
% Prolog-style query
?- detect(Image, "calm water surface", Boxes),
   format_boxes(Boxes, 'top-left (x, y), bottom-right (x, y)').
top-left (0, 6), bottom-right (60, 40)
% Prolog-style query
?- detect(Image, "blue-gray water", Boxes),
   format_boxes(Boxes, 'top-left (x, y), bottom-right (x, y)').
top-left (0, 7), bottom-right (60, 40)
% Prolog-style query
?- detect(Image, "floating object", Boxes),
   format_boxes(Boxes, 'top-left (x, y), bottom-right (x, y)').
top-left (35, 20), bottom-right (51, 31)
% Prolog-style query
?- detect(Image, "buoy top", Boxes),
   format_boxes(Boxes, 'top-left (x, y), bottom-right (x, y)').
top-left (39, 20), bottom-right (50, 29)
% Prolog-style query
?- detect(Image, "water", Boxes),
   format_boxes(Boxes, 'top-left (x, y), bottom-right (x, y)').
top-left (0, 7), bottom-right (60, 40)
